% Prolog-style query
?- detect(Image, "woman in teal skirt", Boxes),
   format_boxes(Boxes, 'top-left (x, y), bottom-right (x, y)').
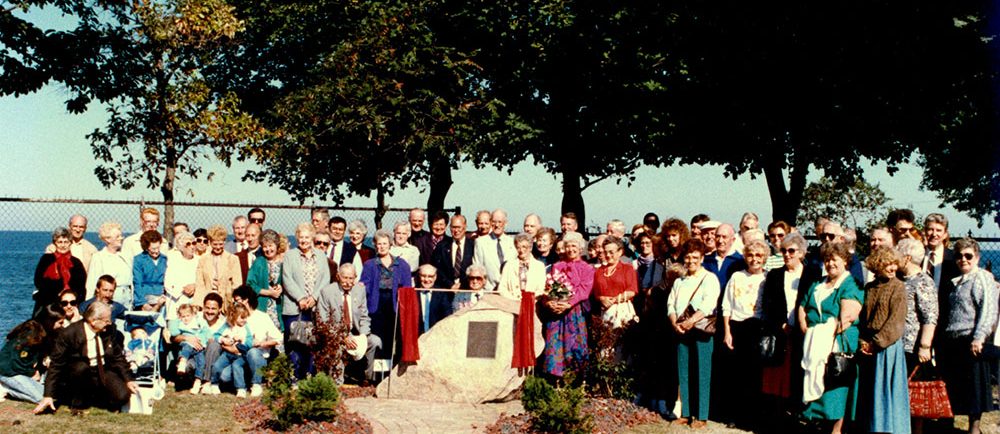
top-left (857, 247), bottom-right (910, 434)
top-left (799, 242), bottom-right (864, 433)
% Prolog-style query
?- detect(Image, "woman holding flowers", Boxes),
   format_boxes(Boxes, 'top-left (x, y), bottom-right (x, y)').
top-left (539, 232), bottom-right (594, 379)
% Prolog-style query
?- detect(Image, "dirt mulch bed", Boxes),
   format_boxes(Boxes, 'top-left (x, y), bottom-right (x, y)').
top-left (234, 397), bottom-right (373, 434)
top-left (486, 397), bottom-right (662, 434)
top-left (339, 384), bottom-right (376, 399)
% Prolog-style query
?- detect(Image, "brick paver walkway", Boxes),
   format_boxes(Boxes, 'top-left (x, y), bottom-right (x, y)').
top-left (344, 397), bottom-right (524, 434)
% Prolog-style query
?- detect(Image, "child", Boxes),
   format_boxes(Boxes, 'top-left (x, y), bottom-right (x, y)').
top-left (126, 327), bottom-right (156, 371)
top-left (168, 304), bottom-right (210, 393)
top-left (208, 304), bottom-right (253, 397)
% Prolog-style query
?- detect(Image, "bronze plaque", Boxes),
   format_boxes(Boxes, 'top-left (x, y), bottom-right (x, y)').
top-left (466, 321), bottom-right (498, 359)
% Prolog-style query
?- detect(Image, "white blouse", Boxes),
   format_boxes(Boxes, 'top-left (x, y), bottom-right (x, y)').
top-left (721, 270), bottom-right (766, 321)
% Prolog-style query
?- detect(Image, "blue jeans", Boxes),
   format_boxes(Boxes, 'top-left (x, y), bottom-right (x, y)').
top-left (212, 352), bottom-right (246, 389)
top-left (178, 343), bottom-right (206, 378)
top-left (234, 347), bottom-right (269, 386)
top-left (0, 374), bottom-right (44, 403)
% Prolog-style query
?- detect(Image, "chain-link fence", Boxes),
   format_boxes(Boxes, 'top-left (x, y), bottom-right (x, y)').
top-left (0, 197), bottom-right (460, 239)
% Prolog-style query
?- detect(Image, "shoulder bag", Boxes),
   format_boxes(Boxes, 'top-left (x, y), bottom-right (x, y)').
top-left (676, 274), bottom-right (715, 336)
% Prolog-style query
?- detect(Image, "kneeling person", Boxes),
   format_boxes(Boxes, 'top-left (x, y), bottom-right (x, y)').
top-left (316, 263), bottom-right (381, 384)
top-left (232, 285), bottom-right (281, 397)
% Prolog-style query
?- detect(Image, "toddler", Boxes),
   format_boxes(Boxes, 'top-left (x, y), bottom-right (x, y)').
top-left (126, 327), bottom-right (155, 371)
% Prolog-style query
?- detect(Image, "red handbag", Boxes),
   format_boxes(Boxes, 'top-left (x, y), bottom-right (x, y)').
top-left (908, 364), bottom-right (953, 418)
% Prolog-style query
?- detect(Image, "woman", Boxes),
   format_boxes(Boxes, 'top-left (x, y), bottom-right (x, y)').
top-left (132, 230), bottom-right (168, 311)
top-left (667, 238), bottom-right (720, 429)
top-left (587, 234), bottom-right (608, 268)
top-left (533, 227), bottom-right (560, 266)
top-left (497, 234), bottom-right (546, 301)
top-left (719, 239), bottom-right (769, 428)
top-left (0, 320), bottom-right (49, 403)
top-left (360, 229), bottom-right (412, 362)
top-left (58, 290), bottom-right (82, 324)
top-left (33, 227), bottom-right (87, 317)
top-left (540, 232), bottom-right (594, 379)
top-left (194, 225), bottom-right (241, 308)
top-left (193, 228), bottom-right (209, 258)
top-left (895, 239), bottom-right (938, 434)
top-left (348, 220), bottom-right (376, 263)
top-left (764, 221), bottom-right (791, 272)
top-left (247, 229), bottom-right (288, 332)
top-left (799, 242), bottom-right (864, 433)
top-left (857, 247), bottom-right (910, 434)
top-left (593, 236), bottom-right (638, 328)
top-left (634, 231), bottom-right (674, 417)
top-left (389, 221), bottom-right (420, 272)
top-left (84, 221), bottom-right (132, 306)
top-left (759, 233), bottom-right (815, 427)
top-left (938, 238), bottom-right (997, 434)
top-left (281, 223), bottom-right (331, 379)
top-left (164, 232), bottom-right (198, 320)
top-left (658, 218), bottom-right (689, 266)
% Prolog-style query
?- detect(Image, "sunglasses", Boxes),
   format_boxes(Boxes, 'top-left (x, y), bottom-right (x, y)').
top-left (779, 248), bottom-right (798, 254)
top-left (196, 238), bottom-right (209, 244)
top-left (468, 276), bottom-right (485, 281)
top-left (820, 233), bottom-right (837, 241)
top-left (314, 241), bottom-right (330, 247)
top-left (249, 218), bottom-right (264, 223)
top-left (959, 253), bottom-right (976, 261)
top-left (184, 242), bottom-right (195, 247)
top-left (61, 299), bottom-right (79, 307)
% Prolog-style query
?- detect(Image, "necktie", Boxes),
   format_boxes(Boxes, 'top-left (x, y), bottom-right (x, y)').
top-left (496, 237), bottom-right (505, 265)
top-left (95, 333), bottom-right (106, 385)
top-left (519, 262), bottom-right (529, 292)
top-left (331, 241), bottom-right (337, 260)
top-left (926, 251), bottom-right (936, 276)
top-left (454, 242), bottom-right (462, 279)
top-left (342, 292), bottom-right (351, 329)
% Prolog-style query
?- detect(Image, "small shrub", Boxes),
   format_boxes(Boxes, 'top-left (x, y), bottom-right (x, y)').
top-left (261, 353), bottom-right (340, 430)
top-left (312, 316), bottom-right (351, 379)
top-left (522, 376), bottom-right (593, 434)
top-left (584, 316), bottom-right (637, 399)
top-left (261, 353), bottom-right (295, 407)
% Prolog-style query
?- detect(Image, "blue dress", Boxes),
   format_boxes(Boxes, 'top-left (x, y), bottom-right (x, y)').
top-left (800, 275), bottom-right (864, 421)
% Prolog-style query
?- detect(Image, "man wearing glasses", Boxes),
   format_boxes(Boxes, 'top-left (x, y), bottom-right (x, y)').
top-left (886, 208), bottom-right (916, 243)
top-left (247, 208), bottom-right (266, 228)
top-left (807, 221), bottom-right (865, 287)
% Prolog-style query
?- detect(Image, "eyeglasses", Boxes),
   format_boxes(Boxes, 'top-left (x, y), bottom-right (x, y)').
top-left (820, 233), bottom-right (837, 241)
top-left (768, 233), bottom-right (785, 239)
top-left (779, 248), bottom-right (798, 254)
top-left (468, 276), bottom-right (485, 281)
top-left (196, 238), bottom-right (209, 244)
top-left (249, 218), bottom-right (264, 224)
top-left (959, 253), bottom-right (976, 261)
top-left (61, 299), bottom-right (79, 307)
top-left (314, 241), bottom-right (330, 247)
top-left (184, 242), bottom-right (194, 247)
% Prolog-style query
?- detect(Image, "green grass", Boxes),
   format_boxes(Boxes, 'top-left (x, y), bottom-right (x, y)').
top-left (0, 389), bottom-right (246, 433)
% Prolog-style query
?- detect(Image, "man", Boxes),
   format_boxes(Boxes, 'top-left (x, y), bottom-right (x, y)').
top-left (869, 227), bottom-right (894, 250)
top-left (808, 221), bottom-right (865, 286)
top-left (232, 285), bottom-right (282, 397)
top-left (923, 213), bottom-right (960, 291)
top-left (122, 208), bottom-right (160, 263)
top-left (414, 211), bottom-right (449, 265)
top-left (313, 230), bottom-right (338, 281)
top-left (430, 215), bottom-right (476, 322)
top-left (311, 207), bottom-right (331, 232)
top-left (225, 216), bottom-right (249, 253)
top-left (886, 208), bottom-right (916, 243)
top-left (46, 215), bottom-right (98, 272)
top-left (523, 214), bottom-right (542, 236)
top-left (472, 209), bottom-right (517, 291)
top-left (34, 302), bottom-right (138, 414)
top-left (315, 263), bottom-right (381, 384)
top-left (697, 220), bottom-right (720, 256)
top-left (471, 210), bottom-right (492, 240)
top-left (236, 223), bottom-right (263, 281)
top-left (689, 213), bottom-right (710, 239)
top-left (188, 292), bottom-right (226, 394)
top-left (408, 208), bottom-right (428, 244)
top-left (560, 212), bottom-right (580, 238)
top-left (79, 275), bottom-right (127, 326)
top-left (606, 219), bottom-right (634, 260)
top-left (247, 207), bottom-right (266, 228)
top-left (323, 218), bottom-right (363, 277)
top-left (702, 223), bottom-right (745, 291)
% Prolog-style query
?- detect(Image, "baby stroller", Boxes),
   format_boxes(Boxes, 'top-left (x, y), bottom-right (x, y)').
top-left (122, 310), bottom-right (167, 413)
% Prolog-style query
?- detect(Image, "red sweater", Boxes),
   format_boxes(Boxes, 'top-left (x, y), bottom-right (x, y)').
top-left (593, 263), bottom-right (638, 299)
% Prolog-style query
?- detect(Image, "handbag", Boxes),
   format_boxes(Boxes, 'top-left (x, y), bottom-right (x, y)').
top-left (908, 362), bottom-right (953, 418)
top-left (601, 300), bottom-right (639, 328)
top-left (824, 331), bottom-right (854, 388)
top-left (757, 327), bottom-right (786, 366)
top-left (287, 313), bottom-right (315, 346)
top-left (676, 275), bottom-right (715, 335)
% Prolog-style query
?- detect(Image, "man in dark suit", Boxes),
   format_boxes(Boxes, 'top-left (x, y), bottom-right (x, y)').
top-left (414, 211), bottom-right (450, 265)
top-left (923, 213), bottom-right (962, 339)
top-left (236, 223), bottom-right (263, 282)
top-left (328, 216), bottom-right (360, 268)
top-left (408, 208), bottom-right (428, 245)
top-left (34, 302), bottom-right (138, 414)
top-left (427, 214), bottom-right (476, 325)
top-left (315, 263), bottom-right (381, 384)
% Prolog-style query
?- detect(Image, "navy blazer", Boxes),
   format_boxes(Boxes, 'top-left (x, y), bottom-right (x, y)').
top-left (430, 236), bottom-right (476, 289)
top-left (359, 256), bottom-right (412, 314)
top-left (704, 251), bottom-right (747, 307)
top-left (414, 233), bottom-right (443, 266)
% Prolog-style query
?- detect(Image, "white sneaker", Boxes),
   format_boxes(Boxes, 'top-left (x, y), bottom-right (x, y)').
top-left (190, 379), bottom-right (202, 395)
top-left (176, 358), bottom-right (188, 373)
top-left (250, 385), bottom-right (263, 398)
top-left (203, 384), bottom-right (221, 395)
top-left (236, 389), bottom-right (248, 398)
top-left (0, 383), bottom-right (7, 402)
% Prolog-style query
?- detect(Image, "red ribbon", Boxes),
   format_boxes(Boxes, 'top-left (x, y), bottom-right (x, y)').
top-left (397, 286), bottom-right (421, 363)
top-left (511, 291), bottom-right (536, 369)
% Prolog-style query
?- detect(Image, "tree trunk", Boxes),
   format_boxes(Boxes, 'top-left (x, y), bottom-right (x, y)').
top-left (374, 180), bottom-right (387, 230)
top-left (561, 166), bottom-right (586, 231)
top-left (426, 154), bottom-right (453, 214)
top-left (161, 142), bottom-right (176, 244)
top-left (763, 148), bottom-right (810, 226)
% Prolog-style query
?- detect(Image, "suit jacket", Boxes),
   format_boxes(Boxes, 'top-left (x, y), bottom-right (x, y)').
top-left (236, 246), bottom-right (262, 282)
top-left (44, 321), bottom-right (132, 397)
top-left (224, 239), bottom-right (247, 254)
top-left (929, 248), bottom-right (962, 333)
top-left (315, 282), bottom-right (372, 336)
top-left (430, 236), bottom-right (475, 289)
top-left (414, 233), bottom-right (445, 266)
top-left (409, 229), bottom-right (428, 247)
top-left (472, 234), bottom-right (517, 291)
top-left (281, 248), bottom-right (331, 315)
top-left (194, 251), bottom-right (242, 308)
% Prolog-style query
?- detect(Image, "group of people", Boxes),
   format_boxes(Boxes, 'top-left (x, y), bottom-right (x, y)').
top-left (1, 205), bottom-right (998, 434)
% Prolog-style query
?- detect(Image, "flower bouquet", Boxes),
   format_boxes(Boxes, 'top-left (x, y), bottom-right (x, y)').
top-left (545, 269), bottom-right (575, 301)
